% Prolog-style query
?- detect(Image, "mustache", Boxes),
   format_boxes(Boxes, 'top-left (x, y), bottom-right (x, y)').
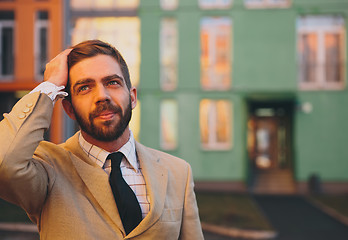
top-left (89, 102), bottom-right (122, 119)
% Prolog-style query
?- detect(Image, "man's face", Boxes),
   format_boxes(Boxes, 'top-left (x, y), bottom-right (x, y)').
top-left (68, 54), bottom-right (136, 142)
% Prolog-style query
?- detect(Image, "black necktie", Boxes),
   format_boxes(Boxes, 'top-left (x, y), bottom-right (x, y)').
top-left (108, 152), bottom-right (142, 235)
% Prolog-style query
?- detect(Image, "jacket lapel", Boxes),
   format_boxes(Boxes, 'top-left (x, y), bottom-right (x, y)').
top-left (127, 142), bottom-right (168, 238)
top-left (62, 132), bottom-right (125, 235)
top-left (62, 134), bottom-right (168, 238)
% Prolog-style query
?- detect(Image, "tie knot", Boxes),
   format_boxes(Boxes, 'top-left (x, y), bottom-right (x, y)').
top-left (108, 152), bottom-right (123, 168)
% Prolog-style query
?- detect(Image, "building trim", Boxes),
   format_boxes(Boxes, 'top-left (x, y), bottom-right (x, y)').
top-left (297, 181), bottom-right (348, 194)
top-left (194, 181), bottom-right (247, 193)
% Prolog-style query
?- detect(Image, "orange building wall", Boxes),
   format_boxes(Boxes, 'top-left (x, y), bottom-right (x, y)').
top-left (0, 0), bottom-right (65, 143)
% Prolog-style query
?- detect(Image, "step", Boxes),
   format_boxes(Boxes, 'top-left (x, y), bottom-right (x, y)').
top-left (252, 169), bottom-right (296, 194)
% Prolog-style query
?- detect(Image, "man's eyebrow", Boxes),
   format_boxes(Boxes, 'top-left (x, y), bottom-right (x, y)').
top-left (72, 78), bottom-right (95, 92)
top-left (101, 74), bottom-right (124, 83)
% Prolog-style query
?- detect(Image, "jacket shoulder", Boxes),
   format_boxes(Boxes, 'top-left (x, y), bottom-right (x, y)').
top-left (136, 142), bottom-right (190, 170)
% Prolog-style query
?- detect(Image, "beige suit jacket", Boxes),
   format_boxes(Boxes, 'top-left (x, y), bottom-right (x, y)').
top-left (0, 92), bottom-right (204, 239)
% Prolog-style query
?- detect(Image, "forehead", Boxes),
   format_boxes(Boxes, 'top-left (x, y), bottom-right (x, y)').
top-left (69, 54), bottom-right (122, 83)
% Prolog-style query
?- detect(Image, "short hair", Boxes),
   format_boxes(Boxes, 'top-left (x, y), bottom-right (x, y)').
top-left (66, 40), bottom-right (131, 101)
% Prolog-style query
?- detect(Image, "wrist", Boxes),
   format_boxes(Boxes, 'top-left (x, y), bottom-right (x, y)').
top-left (45, 78), bottom-right (66, 88)
top-left (31, 82), bottom-right (68, 104)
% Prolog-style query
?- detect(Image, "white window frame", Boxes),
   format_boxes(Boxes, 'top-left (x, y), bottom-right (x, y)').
top-left (160, 0), bottom-right (178, 10)
top-left (34, 17), bottom-right (49, 81)
top-left (71, 0), bottom-right (139, 10)
top-left (297, 16), bottom-right (346, 90)
top-left (0, 20), bottom-right (15, 80)
top-left (199, 0), bottom-right (233, 9)
top-left (245, 0), bottom-right (290, 8)
top-left (200, 99), bottom-right (232, 150)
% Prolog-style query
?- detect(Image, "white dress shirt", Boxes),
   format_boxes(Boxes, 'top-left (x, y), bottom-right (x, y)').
top-left (79, 131), bottom-right (150, 219)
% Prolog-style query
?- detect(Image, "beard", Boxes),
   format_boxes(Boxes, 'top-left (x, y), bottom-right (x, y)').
top-left (72, 98), bottom-right (132, 142)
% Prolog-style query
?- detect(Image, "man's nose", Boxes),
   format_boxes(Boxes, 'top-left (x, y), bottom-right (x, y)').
top-left (95, 85), bottom-right (110, 103)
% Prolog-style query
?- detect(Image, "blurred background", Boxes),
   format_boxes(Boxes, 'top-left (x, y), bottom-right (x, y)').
top-left (1, 0), bottom-right (348, 238)
top-left (1, 0), bottom-right (346, 195)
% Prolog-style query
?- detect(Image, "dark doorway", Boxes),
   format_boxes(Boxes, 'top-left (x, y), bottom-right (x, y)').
top-left (247, 100), bottom-right (295, 193)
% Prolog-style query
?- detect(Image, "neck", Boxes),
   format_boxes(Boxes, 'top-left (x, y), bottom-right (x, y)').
top-left (81, 128), bottom-right (130, 153)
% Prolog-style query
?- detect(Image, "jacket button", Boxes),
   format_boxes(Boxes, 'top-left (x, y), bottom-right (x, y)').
top-left (23, 107), bottom-right (30, 113)
top-left (26, 103), bottom-right (33, 108)
top-left (18, 113), bottom-right (26, 119)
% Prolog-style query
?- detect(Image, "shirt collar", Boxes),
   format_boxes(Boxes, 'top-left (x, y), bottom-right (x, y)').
top-left (78, 130), bottom-right (139, 172)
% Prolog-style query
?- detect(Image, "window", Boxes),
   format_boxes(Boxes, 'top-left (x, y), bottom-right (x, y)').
top-left (71, 17), bottom-right (141, 86)
top-left (245, 0), bottom-right (290, 8)
top-left (200, 99), bottom-right (232, 150)
top-left (70, 0), bottom-right (139, 10)
top-left (201, 17), bottom-right (232, 90)
top-left (0, 11), bottom-right (14, 80)
top-left (160, 99), bottom-right (178, 150)
top-left (161, 0), bottom-right (178, 10)
top-left (297, 16), bottom-right (345, 90)
top-left (199, 0), bottom-right (232, 9)
top-left (160, 18), bottom-right (178, 91)
top-left (35, 11), bottom-right (49, 80)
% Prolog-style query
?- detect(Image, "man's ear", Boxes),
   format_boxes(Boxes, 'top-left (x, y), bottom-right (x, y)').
top-left (62, 99), bottom-right (76, 120)
top-left (130, 87), bottom-right (137, 110)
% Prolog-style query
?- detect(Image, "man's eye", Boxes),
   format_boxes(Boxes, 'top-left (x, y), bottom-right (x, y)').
top-left (78, 85), bottom-right (89, 92)
top-left (107, 80), bottom-right (119, 86)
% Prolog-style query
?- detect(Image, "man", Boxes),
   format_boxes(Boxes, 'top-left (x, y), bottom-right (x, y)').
top-left (0, 40), bottom-right (203, 239)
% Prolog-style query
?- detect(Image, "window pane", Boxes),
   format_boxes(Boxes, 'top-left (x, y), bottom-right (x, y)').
top-left (160, 18), bottom-right (178, 91)
top-left (35, 11), bottom-right (49, 79)
top-left (161, 0), bottom-right (178, 10)
top-left (160, 100), bottom-right (178, 150)
top-left (200, 99), bottom-right (232, 150)
top-left (325, 33), bottom-right (343, 83)
top-left (1, 27), bottom-right (14, 76)
top-left (71, 17), bottom-right (141, 86)
top-left (200, 17), bottom-right (231, 90)
top-left (38, 27), bottom-right (48, 76)
top-left (216, 100), bottom-right (231, 143)
top-left (298, 33), bottom-right (317, 83)
top-left (71, 0), bottom-right (139, 10)
top-left (0, 11), bottom-right (14, 20)
top-left (37, 11), bottom-right (48, 20)
top-left (199, 0), bottom-right (232, 9)
top-left (199, 99), bottom-right (211, 145)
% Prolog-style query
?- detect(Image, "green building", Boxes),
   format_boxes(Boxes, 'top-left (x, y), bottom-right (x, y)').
top-left (138, 0), bottom-right (348, 194)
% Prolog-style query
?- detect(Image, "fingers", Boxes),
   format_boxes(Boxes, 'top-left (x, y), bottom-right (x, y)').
top-left (50, 48), bottom-right (72, 62)
top-left (44, 48), bottom-right (73, 87)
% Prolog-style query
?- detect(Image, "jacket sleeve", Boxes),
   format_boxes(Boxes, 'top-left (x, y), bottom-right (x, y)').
top-left (0, 92), bottom-right (56, 217)
top-left (179, 164), bottom-right (204, 239)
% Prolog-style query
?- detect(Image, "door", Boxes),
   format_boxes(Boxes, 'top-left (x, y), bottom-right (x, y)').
top-left (247, 103), bottom-right (293, 171)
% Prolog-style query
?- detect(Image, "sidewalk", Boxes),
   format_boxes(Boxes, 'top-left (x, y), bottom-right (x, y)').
top-left (202, 222), bottom-right (277, 239)
top-left (253, 195), bottom-right (348, 240)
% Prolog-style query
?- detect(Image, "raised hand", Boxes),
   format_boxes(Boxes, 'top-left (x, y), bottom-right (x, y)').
top-left (44, 48), bottom-right (72, 87)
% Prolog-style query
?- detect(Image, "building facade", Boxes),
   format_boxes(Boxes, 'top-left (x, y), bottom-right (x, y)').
top-left (139, 0), bottom-right (348, 193)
